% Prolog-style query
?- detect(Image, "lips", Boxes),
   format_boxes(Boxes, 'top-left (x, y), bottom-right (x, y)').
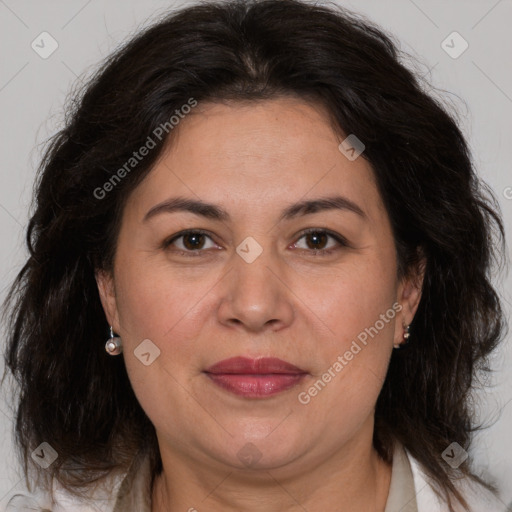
top-left (205, 356), bottom-right (306, 375)
top-left (204, 357), bottom-right (308, 398)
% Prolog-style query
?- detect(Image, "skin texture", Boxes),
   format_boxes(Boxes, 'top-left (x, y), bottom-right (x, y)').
top-left (96, 97), bottom-right (424, 511)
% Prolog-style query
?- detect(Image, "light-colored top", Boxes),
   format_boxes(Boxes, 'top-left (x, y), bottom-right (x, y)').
top-left (384, 442), bottom-right (418, 512)
top-left (24, 442), bottom-right (508, 511)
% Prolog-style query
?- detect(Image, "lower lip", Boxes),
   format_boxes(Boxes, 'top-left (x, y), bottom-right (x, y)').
top-left (205, 373), bottom-right (306, 398)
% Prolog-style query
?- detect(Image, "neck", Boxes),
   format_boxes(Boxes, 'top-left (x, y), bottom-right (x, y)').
top-left (151, 428), bottom-right (392, 512)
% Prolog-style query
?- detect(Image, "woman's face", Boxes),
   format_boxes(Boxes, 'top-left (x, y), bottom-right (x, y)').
top-left (97, 97), bottom-right (421, 475)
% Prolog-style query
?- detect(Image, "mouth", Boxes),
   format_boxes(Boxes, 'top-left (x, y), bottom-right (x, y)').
top-left (203, 356), bottom-right (308, 398)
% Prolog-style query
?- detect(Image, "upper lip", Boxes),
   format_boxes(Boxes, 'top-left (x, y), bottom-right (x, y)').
top-left (204, 357), bottom-right (307, 374)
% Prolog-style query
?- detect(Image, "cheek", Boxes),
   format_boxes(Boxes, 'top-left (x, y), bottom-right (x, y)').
top-left (298, 252), bottom-right (398, 411)
top-left (297, 306), bottom-right (395, 446)
top-left (113, 265), bottom-right (210, 430)
top-left (308, 251), bottom-right (399, 344)
top-left (113, 253), bottom-right (207, 341)
top-left (112, 255), bottom-right (222, 387)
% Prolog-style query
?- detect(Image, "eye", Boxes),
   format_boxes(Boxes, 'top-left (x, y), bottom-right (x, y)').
top-left (162, 229), bottom-right (219, 256)
top-left (162, 228), bottom-right (349, 257)
top-left (292, 228), bottom-right (348, 256)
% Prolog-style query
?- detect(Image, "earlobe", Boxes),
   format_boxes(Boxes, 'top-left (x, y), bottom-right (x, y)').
top-left (95, 269), bottom-right (120, 331)
top-left (393, 256), bottom-right (426, 348)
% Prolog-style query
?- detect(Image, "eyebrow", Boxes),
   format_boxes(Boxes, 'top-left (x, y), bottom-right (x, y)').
top-left (143, 195), bottom-right (367, 223)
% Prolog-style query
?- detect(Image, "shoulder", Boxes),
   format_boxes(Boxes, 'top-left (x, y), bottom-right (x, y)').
top-left (405, 448), bottom-right (508, 512)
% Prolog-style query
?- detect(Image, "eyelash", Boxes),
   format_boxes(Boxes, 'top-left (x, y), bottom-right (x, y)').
top-left (162, 228), bottom-right (349, 257)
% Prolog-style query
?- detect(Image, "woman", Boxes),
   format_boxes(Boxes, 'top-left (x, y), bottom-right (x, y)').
top-left (2, 0), bottom-right (508, 510)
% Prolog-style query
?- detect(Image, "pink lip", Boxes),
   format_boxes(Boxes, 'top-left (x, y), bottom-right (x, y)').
top-left (204, 357), bottom-right (308, 398)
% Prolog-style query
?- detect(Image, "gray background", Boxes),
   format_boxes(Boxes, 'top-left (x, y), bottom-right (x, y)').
top-left (1, 0), bottom-right (511, 508)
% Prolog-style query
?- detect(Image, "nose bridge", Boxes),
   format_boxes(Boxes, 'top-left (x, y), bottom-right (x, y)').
top-left (233, 237), bottom-right (280, 312)
top-left (217, 235), bottom-right (294, 331)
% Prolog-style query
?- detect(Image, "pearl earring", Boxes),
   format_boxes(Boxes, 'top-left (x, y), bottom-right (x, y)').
top-left (105, 326), bottom-right (123, 355)
top-left (393, 324), bottom-right (411, 349)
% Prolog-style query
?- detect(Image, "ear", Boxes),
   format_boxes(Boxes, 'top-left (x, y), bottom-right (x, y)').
top-left (95, 269), bottom-right (121, 333)
top-left (394, 254), bottom-right (426, 346)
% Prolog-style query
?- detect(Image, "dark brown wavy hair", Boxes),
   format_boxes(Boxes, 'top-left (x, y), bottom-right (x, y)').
top-left (1, 0), bottom-right (507, 510)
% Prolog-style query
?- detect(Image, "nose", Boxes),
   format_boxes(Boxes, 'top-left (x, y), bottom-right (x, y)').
top-left (216, 244), bottom-right (295, 333)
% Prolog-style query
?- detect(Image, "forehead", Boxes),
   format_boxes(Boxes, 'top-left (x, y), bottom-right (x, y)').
top-left (123, 97), bottom-right (385, 225)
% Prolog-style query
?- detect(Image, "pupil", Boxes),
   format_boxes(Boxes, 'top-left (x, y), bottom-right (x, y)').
top-left (307, 232), bottom-right (327, 250)
top-left (184, 233), bottom-right (204, 250)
